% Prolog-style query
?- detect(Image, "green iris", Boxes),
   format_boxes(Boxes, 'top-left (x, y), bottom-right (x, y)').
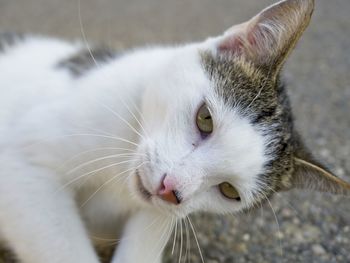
top-left (196, 103), bottom-right (213, 135)
top-left (219, 182), bottom-right (241, 201)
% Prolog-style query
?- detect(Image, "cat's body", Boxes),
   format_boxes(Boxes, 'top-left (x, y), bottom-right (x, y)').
top-left (0, 1), bottom-right (349, 263)
top-left (0, 35), bottom-right (175, 262)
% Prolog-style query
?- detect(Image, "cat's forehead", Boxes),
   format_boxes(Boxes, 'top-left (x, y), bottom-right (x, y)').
top-left (200, 51), bottom-right (279, 122)
top-left (144, 47), bottom-right (214, 105)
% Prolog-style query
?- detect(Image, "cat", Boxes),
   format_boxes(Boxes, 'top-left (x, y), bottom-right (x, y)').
top-left (0, 0), bottom-right (349, 262)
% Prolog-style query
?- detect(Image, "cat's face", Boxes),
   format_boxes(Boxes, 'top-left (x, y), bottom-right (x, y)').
top-left (129, 46), bottom-right (271, 217)
top-left (128, 0), bottom-right (350, 217)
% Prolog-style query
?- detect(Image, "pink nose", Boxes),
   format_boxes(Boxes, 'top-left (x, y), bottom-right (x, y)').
top-left (157, 175), bottom-right (181, 205)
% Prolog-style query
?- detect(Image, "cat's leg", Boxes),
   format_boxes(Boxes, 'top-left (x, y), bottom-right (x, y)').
top-left (111, 210), bottom-right (173, 263)
top-left (0, 158), bottom-right (100, 263)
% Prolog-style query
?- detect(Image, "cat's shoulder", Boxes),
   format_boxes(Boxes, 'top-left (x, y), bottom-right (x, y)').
top-left (0, 32), bottom-right (121, 77)
top-left (57, 46), bottom-right (117, 77)
top-left (0, 32), bottom-right (77, 54)
top-left (0, 32), bottom-right (24, 51)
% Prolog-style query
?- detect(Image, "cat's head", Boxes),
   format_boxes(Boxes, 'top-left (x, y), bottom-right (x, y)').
top-left (128, 0), bottom-right (350, 217)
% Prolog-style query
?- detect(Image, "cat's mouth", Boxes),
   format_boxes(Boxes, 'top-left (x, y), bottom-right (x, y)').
top-left (135, 169), bottom-right (182, 208)
top-left (135, 169), bottom-right (152, 201)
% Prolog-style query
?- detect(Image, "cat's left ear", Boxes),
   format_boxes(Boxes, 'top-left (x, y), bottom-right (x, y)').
top-left (287, 157), bottom-right (350, 195)
top-left (216, 0), bottom-right (314, 75)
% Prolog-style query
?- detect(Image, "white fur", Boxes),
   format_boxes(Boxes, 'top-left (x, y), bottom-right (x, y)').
top-left (0, 34), bottom-right (268, 263)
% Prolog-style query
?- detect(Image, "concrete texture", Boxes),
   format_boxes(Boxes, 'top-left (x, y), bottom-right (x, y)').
top-left (0, 0), bottom-right (349, 262)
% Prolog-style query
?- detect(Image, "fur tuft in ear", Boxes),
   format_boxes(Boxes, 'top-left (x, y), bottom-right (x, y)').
top-left (290, 157), bottom-right (350, 195)
top-left (218, 0), bottom-right (314, 74)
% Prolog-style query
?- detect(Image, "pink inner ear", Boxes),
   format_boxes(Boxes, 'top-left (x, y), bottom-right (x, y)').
top-left (217, 23), bottom-right (274, 64)
top-left (218, 23), bottom-right (260, 57)
top-left (218, 34), bottom-right (245, 55)
top-left (247, 26), bottom-right (259, 47)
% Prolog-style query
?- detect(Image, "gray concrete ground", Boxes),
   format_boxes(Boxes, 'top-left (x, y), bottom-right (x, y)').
top-left (0, 0), bottom-right (349, 262)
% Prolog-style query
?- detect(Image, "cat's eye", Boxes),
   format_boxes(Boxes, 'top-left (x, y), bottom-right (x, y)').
top-left (219, 182), bottom-right (241, 201)
top-left (196, 103), bottom-right (213, 137)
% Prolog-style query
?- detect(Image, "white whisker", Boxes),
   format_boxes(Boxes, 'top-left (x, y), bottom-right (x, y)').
top-left (114, 215), bottom-right (163, 245)
top-left (56, 159), bottom-right (136, 193)
top-left (64, 133), bottom-right (139, 146)
top-left (262, 192), bottom-right (283, 257)
top-left (184, 217), bottom-right (190, 263)
top-left (187, 216), bottom-right (205, 263)
top-left (109, 96), bottom-right (150, 139)
top-left (264, 185), bottom-right (299, 216)
top-left (77, 0), bottom-right (99, 67)
top-left (178, 219), bottom-right (184, 263)
top-left (80, 162), bottom-right (147, 207)
top-left (100, 103), bottom-right (145, 140)
top-left (66, 153), bottom-right (144, 175)
top-left (172, 219), bottom-right (178, 255)
top-left (154, 218), bottom-right (174, 262)
top-left (24, 133), bottom-right (139, 150)
top-left (145, 218), bottom-right (169, 261)
top-left (58, 146), bottom-right (137, 169)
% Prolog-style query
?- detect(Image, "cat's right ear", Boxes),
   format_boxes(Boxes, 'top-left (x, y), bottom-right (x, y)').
top-left (213, 0), bottom-right (314, 76)
top-left (287, 157), bottom-right (350, 196)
